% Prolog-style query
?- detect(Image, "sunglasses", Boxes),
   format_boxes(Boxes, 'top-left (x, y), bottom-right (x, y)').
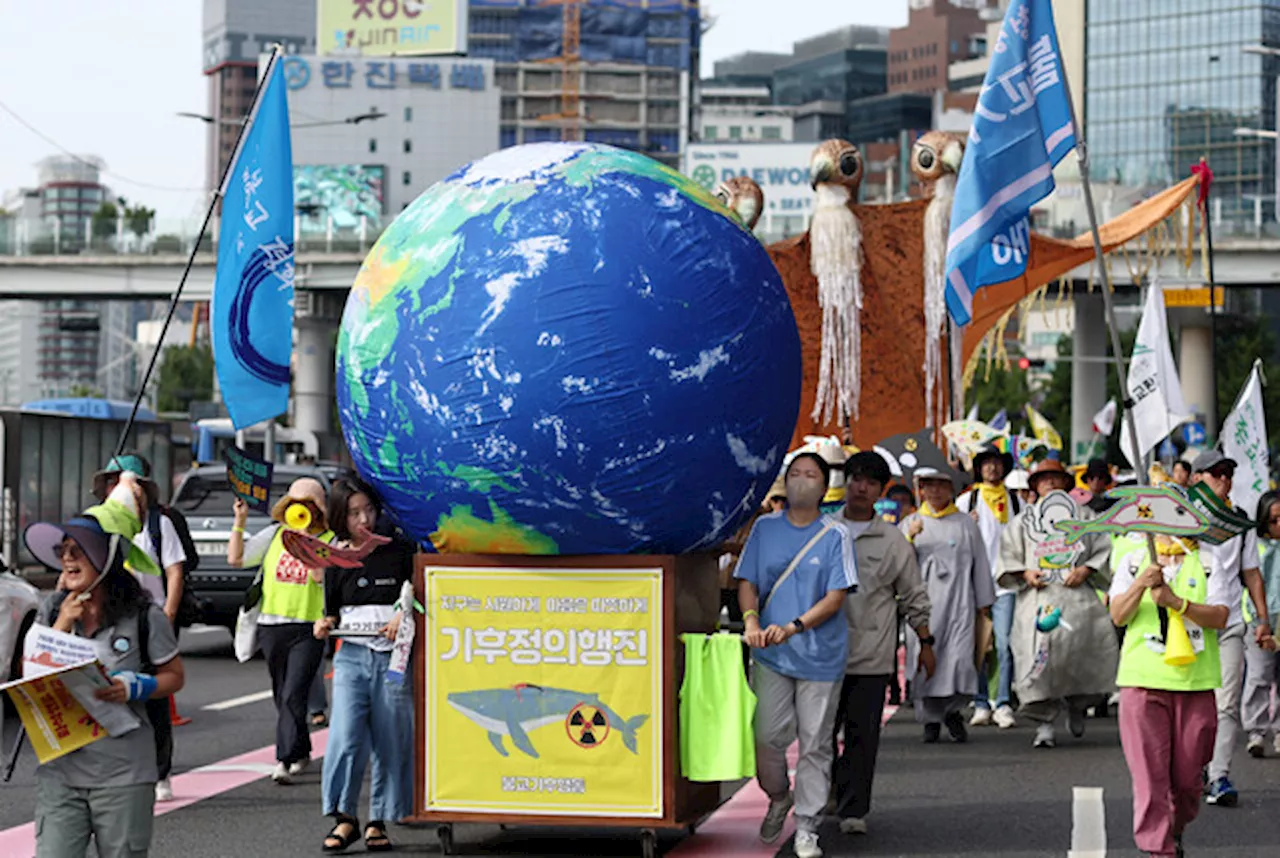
top-left (57, 541), bottom-right (86, 561)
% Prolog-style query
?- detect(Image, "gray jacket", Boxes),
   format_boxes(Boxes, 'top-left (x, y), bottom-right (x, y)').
top-left (837, 515), bottom-right (931, 675)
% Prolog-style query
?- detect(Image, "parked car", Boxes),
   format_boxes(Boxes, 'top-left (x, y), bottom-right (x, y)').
top-left (173, 462), bottom-right (352, 630)
top-left (1, 561), bottom-right (41, 684)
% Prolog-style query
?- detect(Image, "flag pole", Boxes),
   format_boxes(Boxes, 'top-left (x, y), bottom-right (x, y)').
top-left (1203, 174), bottom-right (1220, 442)
top-left (2, 49), bottom-right (288, 786)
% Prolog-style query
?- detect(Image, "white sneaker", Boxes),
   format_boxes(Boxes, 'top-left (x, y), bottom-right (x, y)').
top-left (794, 830), bottom-right (823, 858)
top-left (288, 756), bottom-right (311, 776)
top-left (993, 705), bottom-right (1017, 729)
top-left (271, 762), bottom-right (293, 784)
top-left (838, 816), bottom-right (868, 835)
top-left (1247, 733), bottom-right (1265, 758)
top-left (970, 707), bottom-right (993, 727)
top-left (1274, 733), bottom-right (1280, 756)
top-left (759, 792), bottom-right (793, 844)
top-left (154, 778), bottom-right (173, 802)
top-left (1033, 723), bottom-right (1056, 748)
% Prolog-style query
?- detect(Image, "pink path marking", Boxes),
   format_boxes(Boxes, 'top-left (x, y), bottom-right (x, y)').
top-left (0, 730), bottom-right (329, 856)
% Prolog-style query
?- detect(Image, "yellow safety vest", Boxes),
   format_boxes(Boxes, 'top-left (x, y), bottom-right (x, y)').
top-left (1116, 551), bottom-right (1221, 692)
top-left (260, 527), bottom-right (333, 623)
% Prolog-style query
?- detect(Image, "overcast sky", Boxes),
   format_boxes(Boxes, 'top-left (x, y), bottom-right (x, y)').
top-left (0, 1), bottom-right (907, 225)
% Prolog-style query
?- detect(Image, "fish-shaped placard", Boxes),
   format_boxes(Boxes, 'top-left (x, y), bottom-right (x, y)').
top-left (281, 526), bottom-right (391, 569)
top-left (1053, 486), bottom-right (1209, 544)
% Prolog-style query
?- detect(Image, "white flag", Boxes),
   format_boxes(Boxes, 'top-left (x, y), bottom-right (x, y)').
top-left (966, 402), bottom-right (979, 421)
top-left (1091, 399), bottom-right (1117, 436)
top-left (1222, 364), bottom-right (1269, 517)
top-left (1120, 283), bottom-right (1191, 467)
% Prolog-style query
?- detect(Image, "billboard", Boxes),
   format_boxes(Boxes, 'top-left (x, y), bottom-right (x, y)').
top-left (317, 0), bottom-right (468, 57)
top-left (684, 143), bottom-right (816, 220)
top-left (292, 164), bottom-right (385, 233)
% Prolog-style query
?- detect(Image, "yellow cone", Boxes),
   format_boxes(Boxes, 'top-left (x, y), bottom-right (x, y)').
top-left (1164, 611), bottom-right (1196, 667)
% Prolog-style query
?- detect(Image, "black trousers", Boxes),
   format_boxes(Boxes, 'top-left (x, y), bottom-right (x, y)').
top-left (831, 674), bottom-right (890, 821)
top-left (145, 697), bottom-right (173, 780)
top-left (259, 623), bottom-right (326, 765)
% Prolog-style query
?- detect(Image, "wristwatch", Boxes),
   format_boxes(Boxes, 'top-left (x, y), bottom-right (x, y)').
top-left (919, 634), bottom-right (936, 646)
top-left (791, 617), bottom-right (806, 633)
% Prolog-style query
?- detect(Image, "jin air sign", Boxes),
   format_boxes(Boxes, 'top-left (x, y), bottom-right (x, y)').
top-left (317, 0), bottom-right (468, 57)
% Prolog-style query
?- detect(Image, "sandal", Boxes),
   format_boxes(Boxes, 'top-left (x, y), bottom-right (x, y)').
top-left (322, 815), bottom-right (359, 853)
top-left (364, 820), bottom-right (393, 853)
top-left (310, 712), bottom-right (329, 728)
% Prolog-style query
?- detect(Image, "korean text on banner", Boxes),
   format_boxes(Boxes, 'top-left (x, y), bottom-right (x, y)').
top-left (211, 56), bottom-right (295, 431)
top-left (1120, 283), bottom-right (1191, 467)
top-left (944, 0), bottom-right (1077, 327)
top-left (0, 661), bottom-right (140, 763)
top-left (317, 0), bottom-right (468, 57)
top-left (23, 624), bottom-right (100, 678)
top-left (1223, 364), bottom-right (1269, 516)
top-left (424, 567), bottom-right (663, 818)
top-left (224, 445), bottom-right (274, 513)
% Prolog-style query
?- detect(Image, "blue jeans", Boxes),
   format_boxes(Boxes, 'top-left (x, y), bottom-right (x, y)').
top-left (321, 642), bottom-right (414, 823)
top-left (974, 593), bottom-right (1016, 709)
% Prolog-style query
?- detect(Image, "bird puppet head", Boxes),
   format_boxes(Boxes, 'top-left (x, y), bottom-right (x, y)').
top-left (713, 175), bottom-right (765, 231)
top-left (910, 131), bottom-right (965, 184)
top-left (809, 139), bottom-right (863, 194)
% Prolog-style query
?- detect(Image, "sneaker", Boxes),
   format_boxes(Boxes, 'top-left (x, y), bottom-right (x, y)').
top-left (288, 756), bottom-right (311, 776)
top-left (759, 792), bottom-right (793, 844)
top-left (1068, 707), bottom-right (1086, 738)
top-left (993, 704), bottom-right (1017, 729)
top-left (1273, 733), bottom-right (1280, 756)
top-left (944, 711), bottom-right (969, 743)
top-left (1033, 723), bottom-right (1056, 748)
top-left (923, 723), bottom-right (941, 744)
top-left (271, 762), bottom-right (293, 785)
top-left (838, 816), bottom-right (868, 835)
top-left (970, 706), bottom-right (993, 727)
top-left (154, 778), bottom-right (173, 802)
top-left (1205, 776), bottom-right (1238, 807)
top-left (793, 830), bottom-right (823, 858)
top-left (1247, 733), bottom-right (1266, 758)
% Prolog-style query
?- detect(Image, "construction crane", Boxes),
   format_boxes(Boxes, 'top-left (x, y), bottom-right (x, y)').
top-left (536, 0), bottom-right (585, 142)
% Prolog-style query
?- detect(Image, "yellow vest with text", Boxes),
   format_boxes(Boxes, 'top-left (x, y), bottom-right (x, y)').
top-left (260, 527), bottom-right (333, 623)
top-left (1116, 551), bottom-right (1221, 692)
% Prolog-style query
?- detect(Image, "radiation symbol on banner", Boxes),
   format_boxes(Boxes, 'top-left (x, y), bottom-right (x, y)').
top-left (565, 702), bottom-right (611, 749)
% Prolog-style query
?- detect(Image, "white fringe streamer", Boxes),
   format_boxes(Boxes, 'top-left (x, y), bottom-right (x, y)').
top-left (924, 173), bottom-right (956, 428)
top-left (809, 184), bottom-right (863, 425)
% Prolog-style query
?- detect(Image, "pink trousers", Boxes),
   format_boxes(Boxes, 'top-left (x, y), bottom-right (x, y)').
top-left (1118, 687), bottom-right (1217, 857)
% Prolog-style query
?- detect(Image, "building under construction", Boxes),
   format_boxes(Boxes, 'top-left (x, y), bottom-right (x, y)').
top-left (468, 0), bottom-right (701, 166)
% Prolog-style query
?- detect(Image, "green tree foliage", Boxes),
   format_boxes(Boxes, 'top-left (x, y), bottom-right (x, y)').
top-left (1214, 313), bottom-right (1280, 454)
top-left (964, 358), bottom-right (1031, 427)
top-left (91, 201), bottom-right (119, 239)
top-left (157, 345), bottom-right (214, 413)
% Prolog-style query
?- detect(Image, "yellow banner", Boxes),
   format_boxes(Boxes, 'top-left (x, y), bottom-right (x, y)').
top-left (1163, 287), bottom-right (1224, 309)
top-left (423, 566), bottom-right (663, 817)
top-left (317, 0), bottom-right (467, 57)
top-left (4, 670), bottom-right (104, 764)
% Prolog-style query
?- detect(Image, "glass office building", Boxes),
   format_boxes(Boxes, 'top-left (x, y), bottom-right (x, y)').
top-left (1086, 1), bottom-right (1280, 229)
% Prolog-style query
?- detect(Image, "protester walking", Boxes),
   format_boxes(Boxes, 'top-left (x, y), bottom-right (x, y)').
top-left (1110, 534), bottom-right (1230, 858)
top-left (316, 478), bottom-right (416, 853)
top-left (1190, 451), bottom-right (1271, 806)
top-left (735, 452), bottom-right (858, 858)
top-left (24, 474), bottom-right (185, 858)
top-left (228, 477), bottom-right (334, 785)
top-left (831, 452), bottom-right (931, 836)
top-left (998, 459), bottom-right (1117, 748)
top-left (903, 468), bottom-right (994, 743)
top-left (1243, 491), bottom-right (1280, 758)
top-left (958, 445), bottom-right (1020, 729)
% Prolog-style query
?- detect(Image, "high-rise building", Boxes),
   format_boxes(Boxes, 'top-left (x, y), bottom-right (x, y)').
top-left (1085, 0), bottom-right (1279, 228)
top-left (772, 26), bottom-right (890, 142)
top-left (888, 0), bottom-right (990, 96)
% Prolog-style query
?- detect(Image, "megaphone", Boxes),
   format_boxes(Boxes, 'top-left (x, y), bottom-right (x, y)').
top-left (1164, 611), bottom-right (1196, 667)
top-left (285, 502), bottom-right (313, 532)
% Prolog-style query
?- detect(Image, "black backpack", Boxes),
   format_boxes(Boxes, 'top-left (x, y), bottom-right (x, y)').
top-left (146, 506), bottom-right (204, 627)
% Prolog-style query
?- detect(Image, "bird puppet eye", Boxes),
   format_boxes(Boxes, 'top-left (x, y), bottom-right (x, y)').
top-left (916, 148), bottom-right (935, 170)
top-left (713, 187), bottom-right (730, 203)
top-left (839, 153), bottom-right (859, 176)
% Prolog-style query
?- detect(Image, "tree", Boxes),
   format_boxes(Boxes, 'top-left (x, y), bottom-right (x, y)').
top-left (91, 201), bottom-right (119, 239)
top-left (1038, 328), bottom-right (1137, 465)
top-left (68, 382), bottom-right (103, 398)
top-left (157, 345), bottom-right (214, 413)
top-left (1214, 313), bottom-right (1280, 453)
top-left (964, 358), bottom-right (1031, 426)
top-left (124, 202), bottom-right (155, 238)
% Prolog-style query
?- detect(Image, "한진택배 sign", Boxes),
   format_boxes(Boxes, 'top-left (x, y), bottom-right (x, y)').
top-left (422, 566), bottom-right (663, 818)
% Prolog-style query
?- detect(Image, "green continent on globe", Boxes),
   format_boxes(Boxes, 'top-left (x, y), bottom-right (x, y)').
top-left (429, 500), bottom-right (559, 555)
top-left (436, 462), bottom-right (517, 494)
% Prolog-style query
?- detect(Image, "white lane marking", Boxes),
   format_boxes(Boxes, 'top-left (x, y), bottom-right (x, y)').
top-left (202, 689), bottom-right (274, 711)
top-left (196, 763), bottom-right (278, 775)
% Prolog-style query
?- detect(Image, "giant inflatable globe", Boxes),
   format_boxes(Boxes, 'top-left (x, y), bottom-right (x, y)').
top-left (336, 142), bottom-right (801, 555)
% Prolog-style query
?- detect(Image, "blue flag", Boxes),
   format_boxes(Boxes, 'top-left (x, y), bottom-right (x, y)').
top-left (944, 0), bottom-right (1076, 327)
top-left (989, 408), bottom-right (1009, 432)
top-left (211, 56), bottom-right (295, 430)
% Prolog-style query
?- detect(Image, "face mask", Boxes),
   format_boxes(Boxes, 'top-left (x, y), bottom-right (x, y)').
top-left (786, 474), bottom-right (827, 509)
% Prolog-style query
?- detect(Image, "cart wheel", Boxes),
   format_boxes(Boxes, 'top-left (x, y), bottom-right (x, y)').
top-left (437, 824), bottom-right (455, 856)
top-left (641, 829), bottom-right (657, 858)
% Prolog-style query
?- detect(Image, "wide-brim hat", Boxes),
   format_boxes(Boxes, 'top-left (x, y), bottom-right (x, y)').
top-left (24, 515), bottom-right (113, 573)
top-left (271, 477), bottom-right (328, 526)
top-left (972, 445), bottom-right (1014, 478)
top-left (1027, 457), bottom-right (1069, 489)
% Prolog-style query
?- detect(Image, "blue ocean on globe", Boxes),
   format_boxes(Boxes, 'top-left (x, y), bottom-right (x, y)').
top-left (336, 142), bottom-right (801, 555)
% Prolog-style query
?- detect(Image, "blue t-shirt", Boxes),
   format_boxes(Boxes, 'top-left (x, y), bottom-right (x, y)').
top-left (734, 512), bottom-right (858, 681)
